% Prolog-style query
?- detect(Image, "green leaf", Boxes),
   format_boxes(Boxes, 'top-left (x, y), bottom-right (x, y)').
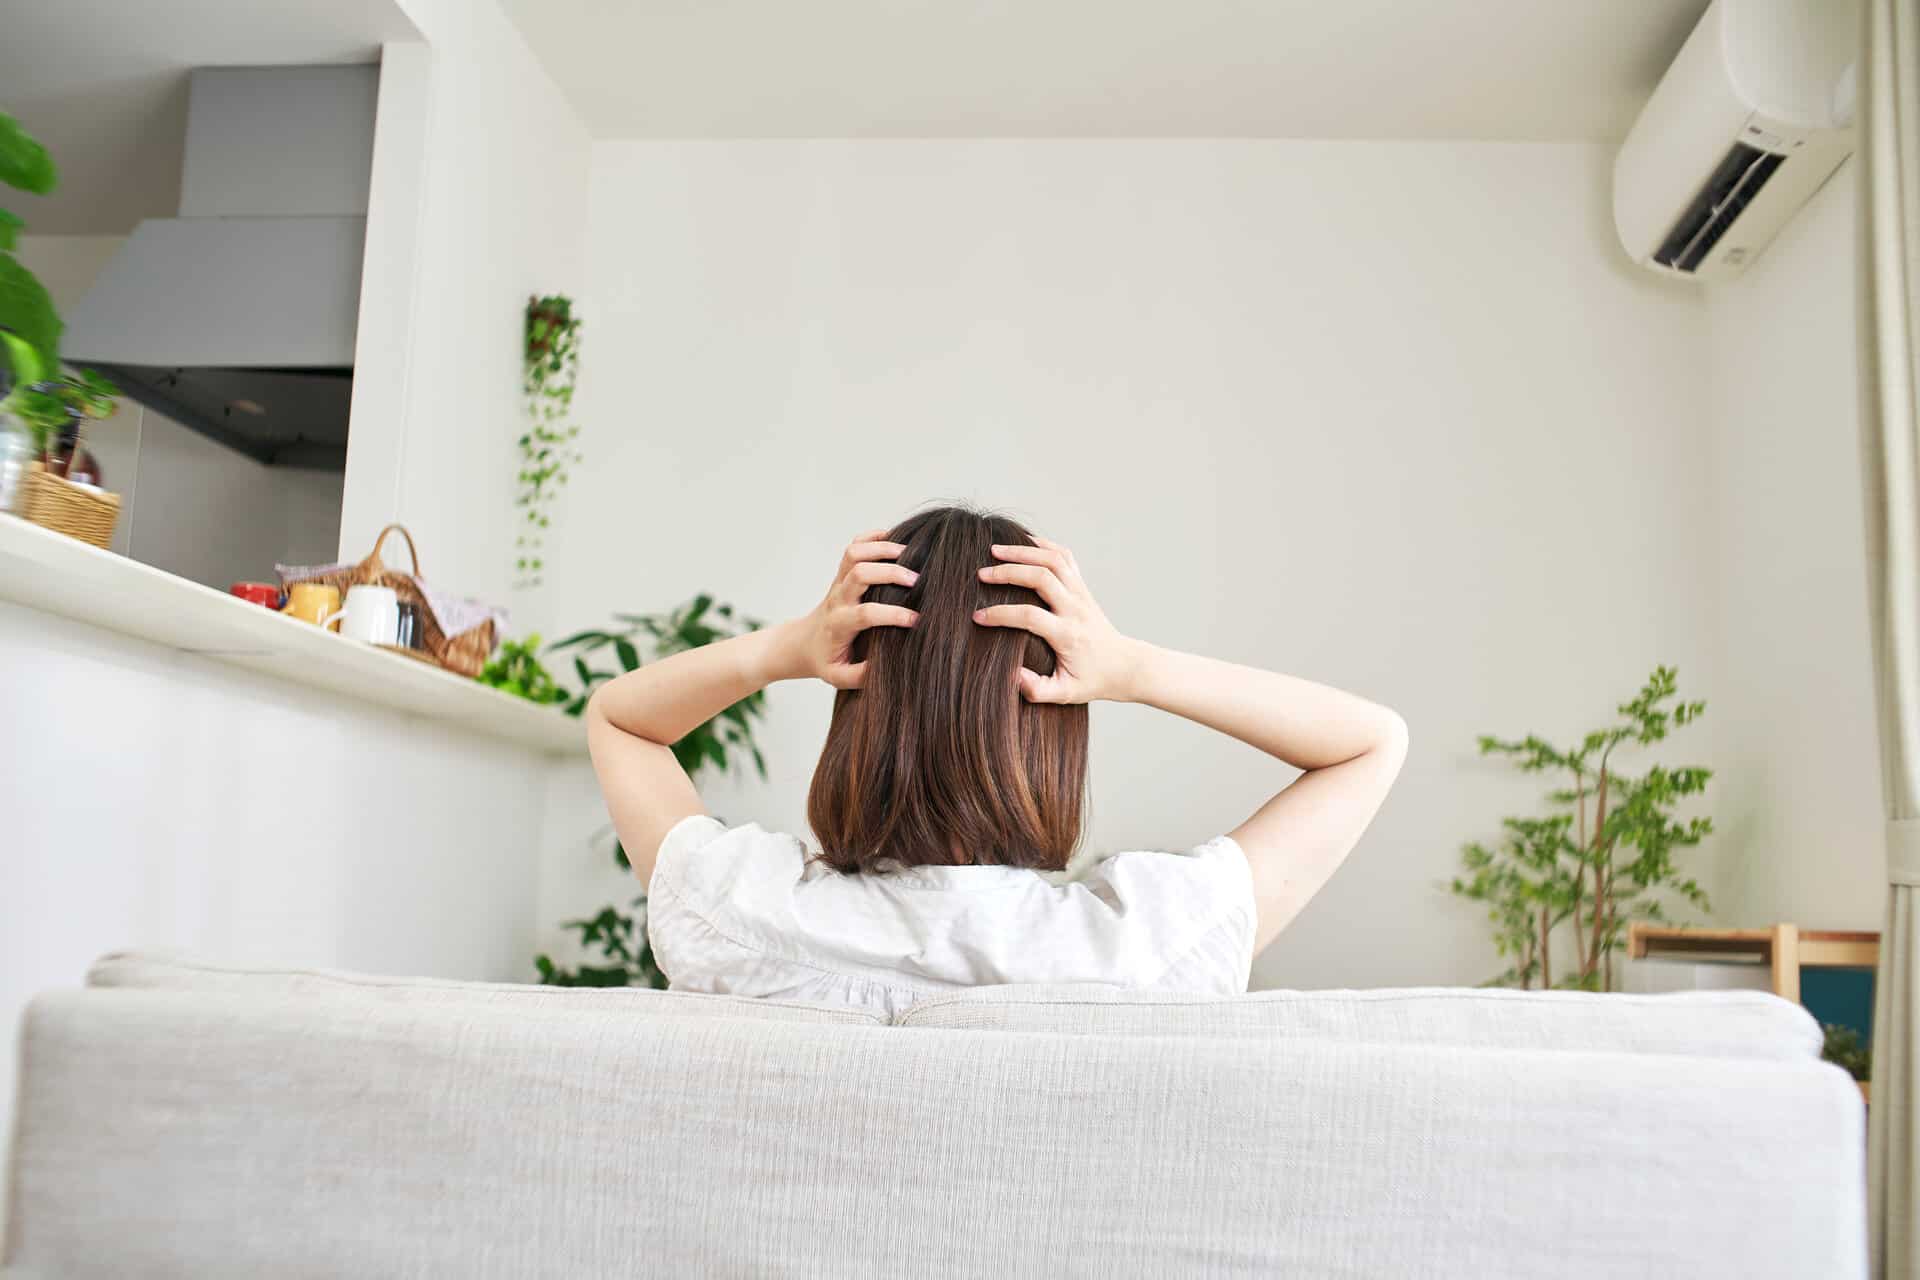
top-left (547, 629), bottom-right (611, 651)
top-left (0, 208), bottom-right (19, 252)
top-left (614, 638), bottom-right (640, 671)
top-left (0, 115), bottom-right (56, 196)
top-left (0, 253), bottom-right (62, 373)
top-left (0, 328), bottom-right (44, 388)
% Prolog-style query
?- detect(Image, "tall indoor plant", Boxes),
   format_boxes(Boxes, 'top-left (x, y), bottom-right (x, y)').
top-left (1449, 666), bottom-right (1713, 991)
top-left (532, 593), bottom-right (767, 987)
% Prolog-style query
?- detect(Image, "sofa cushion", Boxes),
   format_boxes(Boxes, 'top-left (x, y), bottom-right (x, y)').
top-left (86, 950), bottom-right (886, 1027)
top-left (895, 983), bottom-right (1821, 1059)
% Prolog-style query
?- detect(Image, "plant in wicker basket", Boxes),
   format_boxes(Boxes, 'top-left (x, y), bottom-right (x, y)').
top-left (12, 368), bottom-right (117, 463)
top-left (533, 592), bottom-right (767, 989)
top-left (515, 294), bottom-right (582, 590)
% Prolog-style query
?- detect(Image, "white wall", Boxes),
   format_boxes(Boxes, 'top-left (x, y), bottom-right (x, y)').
top-left (1704, 161), bottom-right (1886, 929)
top-left (340, 0), bottom-right (592, 635)
top-left (11, 234), bottom-right (124, 313)
top-left (542, 140), bottom-right (1720, 990)
top-left (117, 407), bottom-right (345, 589)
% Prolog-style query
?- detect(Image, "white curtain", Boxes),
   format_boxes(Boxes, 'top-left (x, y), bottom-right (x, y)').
top-left (1859, 0), bottom-right (1920, 1273)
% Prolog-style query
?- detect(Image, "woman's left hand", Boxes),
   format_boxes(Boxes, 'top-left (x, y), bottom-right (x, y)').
top-left (771, 530), bottom-right (919, 688)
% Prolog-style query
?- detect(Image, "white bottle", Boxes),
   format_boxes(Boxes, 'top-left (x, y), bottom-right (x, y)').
top-left (0, 413), bottom-right (32, 513)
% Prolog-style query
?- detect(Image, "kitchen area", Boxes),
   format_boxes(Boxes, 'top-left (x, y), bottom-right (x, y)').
top-left (11, 62), bottom-right (371, 591)
top-left (0, 0), bottom-right (597, 1208)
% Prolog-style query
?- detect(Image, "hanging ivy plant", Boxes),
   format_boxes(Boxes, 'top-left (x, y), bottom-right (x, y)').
top-left (516, 294), bottom-right (583, 589)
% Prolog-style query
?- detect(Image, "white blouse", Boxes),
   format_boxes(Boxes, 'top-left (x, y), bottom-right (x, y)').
top-left (645, 815), bottom-right (1257, 1020)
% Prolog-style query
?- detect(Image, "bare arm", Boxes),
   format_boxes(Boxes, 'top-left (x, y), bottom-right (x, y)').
top-left (1119, 645), bottom-right (1407, 950)
top-left (587, 532), bottom-right (917, 884)
top-left (977, 539), bottom-right (1407, 953)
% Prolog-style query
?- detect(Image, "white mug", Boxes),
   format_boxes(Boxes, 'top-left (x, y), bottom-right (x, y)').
top-left (322, 585), bottom-right (401, 646)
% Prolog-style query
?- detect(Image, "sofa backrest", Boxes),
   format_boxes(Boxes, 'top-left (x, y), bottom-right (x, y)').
top-left (86, 950), bottom-right (884, 1026)
top-left (89, 952), bottom-right (1821, 1064)
top-left (5, 986), bottom-right (1866, 1278)
top-left (894, 982), bottom-right (1823, 1059)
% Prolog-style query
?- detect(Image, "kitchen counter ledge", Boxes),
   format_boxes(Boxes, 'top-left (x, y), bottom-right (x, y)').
top-left (0, 514), bottom-right (586, 757)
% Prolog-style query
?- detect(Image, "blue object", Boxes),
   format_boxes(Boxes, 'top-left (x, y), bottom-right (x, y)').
top-left (1802, 966), bottom-right (1875, 1048)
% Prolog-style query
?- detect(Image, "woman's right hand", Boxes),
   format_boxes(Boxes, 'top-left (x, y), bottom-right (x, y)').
top-left (774, 529), bottom-right (920, 689)
top-left (974, 537), bottom-right (1142, 704)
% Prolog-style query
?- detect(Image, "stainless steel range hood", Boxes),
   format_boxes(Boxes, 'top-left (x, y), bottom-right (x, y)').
top-left (64, 64), bottom-right (377, 469)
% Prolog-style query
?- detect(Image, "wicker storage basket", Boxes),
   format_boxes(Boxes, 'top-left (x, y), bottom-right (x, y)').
top-left (17, 462), bottom-right (120, 548)
top-left (282, 524), bottom-right (498, 676)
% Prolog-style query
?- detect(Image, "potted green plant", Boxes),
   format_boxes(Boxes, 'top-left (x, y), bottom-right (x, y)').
top-left (474, 634), bottom-right (570, 706)
top-left (1449, 666), bottom-right (1713, 991)
top-left (0, 111), bottom-right (60, 384)
top-left (532, 593), bottom-right (767, 988)
top-left (0, 111), bottom-right (63, 510)
top-left (13, 368), bottom-right (117, 470)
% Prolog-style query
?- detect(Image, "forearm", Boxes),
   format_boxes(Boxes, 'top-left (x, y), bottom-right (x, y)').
top-left (587, 621), bottom-right (799, 746)
top-left (1118, 641), bottom-right (1405, 771)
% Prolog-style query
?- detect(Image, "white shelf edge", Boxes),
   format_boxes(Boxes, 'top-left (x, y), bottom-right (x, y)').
top-left (0, 513), bottom-right (586, 757)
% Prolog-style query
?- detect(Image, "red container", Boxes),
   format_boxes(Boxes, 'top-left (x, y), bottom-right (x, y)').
top-left (229, 581), bottom-right (282, 608)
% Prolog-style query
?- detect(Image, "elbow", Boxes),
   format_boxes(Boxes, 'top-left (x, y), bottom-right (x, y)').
top-left (1379, 709), bottom-right (1411, 772)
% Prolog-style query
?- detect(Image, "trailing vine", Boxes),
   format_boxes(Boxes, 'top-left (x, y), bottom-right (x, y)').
top-left (516, 294), bottom-right (582, 589)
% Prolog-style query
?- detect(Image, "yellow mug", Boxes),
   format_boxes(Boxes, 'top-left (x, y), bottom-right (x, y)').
top-left (281, 583), bottom-right (341, 628)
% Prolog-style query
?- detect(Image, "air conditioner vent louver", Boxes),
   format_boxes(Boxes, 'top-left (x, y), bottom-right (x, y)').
top-left (1613, 0), bottom-right (1857, 283)
top-left (1651, 142), bottom-right (1788, 273)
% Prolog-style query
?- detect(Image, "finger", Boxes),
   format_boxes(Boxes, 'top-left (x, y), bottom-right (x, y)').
top-left (839, 539), bottom-right (907, 575)
top-left (849, 602), bottom-right (918, 630)
top-left (978, 561), bottom-right (1070, 610)
top-left (990, 543), bottom-right (1081, 589)
top-left (972, 603), bottom-right (1064, 643)
top-left (1024, 535), bottom-right (1085, 586)
top-left (827, 662), bottom-right (867, 690)
top-left (835, 560), bottom-right (918, 602)
top-left (852, 560), bottom-right (919, 587)
top-left (1016, 667), bottom-right (1073, 704)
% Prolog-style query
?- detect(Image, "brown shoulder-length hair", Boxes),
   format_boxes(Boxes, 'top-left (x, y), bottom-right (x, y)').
top-left (806, 505), bottom-right (1089, 873)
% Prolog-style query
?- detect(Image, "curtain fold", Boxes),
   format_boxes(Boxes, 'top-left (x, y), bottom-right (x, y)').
top-left (1858, 1), bottom-right (1920, 1273)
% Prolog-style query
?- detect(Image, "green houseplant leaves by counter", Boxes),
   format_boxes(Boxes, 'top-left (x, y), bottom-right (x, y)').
top-left (1449, 666), bottom-right (1713, 992)
top-left (475, 634), bottom-right (570, 705)
top-left (533, 592), bottom-right (767, 989)
top-left (0, 112), bottom-right (63, 401)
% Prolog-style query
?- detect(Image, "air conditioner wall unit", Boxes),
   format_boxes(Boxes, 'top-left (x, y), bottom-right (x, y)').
top-left (1613, 0), bottom-right (1858, 282)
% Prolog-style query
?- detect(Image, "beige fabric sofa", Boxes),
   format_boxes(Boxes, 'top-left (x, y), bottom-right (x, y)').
top-left (4, 952), bottom-right (1867, 1277)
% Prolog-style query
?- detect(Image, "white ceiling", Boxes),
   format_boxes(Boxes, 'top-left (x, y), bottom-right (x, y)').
top-left (1, 0), bottom-right (417, 235)
top-left (498, 0), bottom-right (1710, 141)
top-left (5, 0), bottom-right (1714, 236)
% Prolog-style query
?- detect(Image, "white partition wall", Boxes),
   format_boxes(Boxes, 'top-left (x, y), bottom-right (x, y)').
top-left (537, 140), bottom-right (1723, 990)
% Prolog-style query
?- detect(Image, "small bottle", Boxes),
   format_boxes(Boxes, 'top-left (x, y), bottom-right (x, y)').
top-left (0, 411), bottom-right (32, 513)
